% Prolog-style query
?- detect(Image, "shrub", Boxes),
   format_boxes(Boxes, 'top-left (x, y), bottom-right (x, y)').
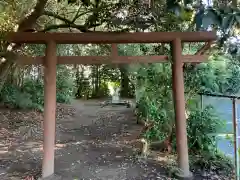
top-left (23, 79), bottom-right (44, 106)
top-left (0, 84), bottom-right (20, 107)
top-left (97, 82), bottom-right (109, 97)
top-left (56, 65), bottom-right (74, 103)
top-left (190, 152), bottom-right (234, 175)
top-left (187, 106), bottom-right (234, 177)
top-left (0, 65), bottom-right (74, 110)
top-left (186, 105), bottom-right (226, 153)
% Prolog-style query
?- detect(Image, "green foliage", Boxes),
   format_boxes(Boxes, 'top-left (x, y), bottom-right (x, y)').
top-left (75, 78), bottom-right (91, 98)
top-left (185, 55), bottom-right (240, 95)
top-left (190, 152), bottom-right (234, 175)
top-left (195, 7), bottom-right (240, 31)
top-left (0, 82), bottom-right (42, 110)
top-left (134, 63), bottom-right (174, 142)
top-left (0, 65), bottom-right (74, 110)
top-left (166, 0), bottom-right (240, 32)
top-left (23, 79), bottom-right (44, 106)
top-left (143, 102), bottom-right (172, 142)
top-left (108, 81), bottom-right (120, 89)
top-left (0, 84), bottom-right (24, 107)
top-left (186, 106), bottom-right (226, 153)
top-left (97, 82), bottom-right (109, 97)
top-left (56, 65), bottom-right (74, 103)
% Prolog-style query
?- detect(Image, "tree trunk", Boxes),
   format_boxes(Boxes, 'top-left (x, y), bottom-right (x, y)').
top-left (17, 67), bottom-right (25, 87)
top-left (91, 65), bottom-right (100, 97)
top-left (95, 65), bottom-right (99, 96)
top-left (120, 65), bottom-right (130, 98)
top-left (0, 60), bottom-right (14, 91)
top-left (232, 0), bottom-right (238, 7)
top-left (9, 63), bottom-right (18, 85)
top-left (75, 65), bottom-right (85, 98)
top-left (0, 0), bottom-right (49, 93)
top-left (17, 0), bottom-right (49, 32)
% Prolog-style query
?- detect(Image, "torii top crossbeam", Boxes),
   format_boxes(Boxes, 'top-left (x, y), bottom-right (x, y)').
top-left (7, 31), bottom-right (217, 65)
top-left (7, 31), bottom-right (217, 44)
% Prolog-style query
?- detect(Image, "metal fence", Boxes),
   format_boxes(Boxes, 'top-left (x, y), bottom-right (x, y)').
top-left (200, 93), bottom-right (240, 179)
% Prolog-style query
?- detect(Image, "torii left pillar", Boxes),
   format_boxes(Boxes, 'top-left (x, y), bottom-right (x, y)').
top-left (42, 41), bottom-right (57, 178)
top-left (172, 38), bottom-right (192, 179)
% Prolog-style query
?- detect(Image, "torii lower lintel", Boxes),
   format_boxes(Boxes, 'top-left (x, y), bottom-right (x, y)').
top-left (17, 55), bottom-right (208, 65)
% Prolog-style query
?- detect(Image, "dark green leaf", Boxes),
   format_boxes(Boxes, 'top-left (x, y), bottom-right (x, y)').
top-left (202, 8), bottom-right (221, 29)
top-left (167, 0), bottom-right (182, 16)
top-left (184, 0), bottom-right (193, 5)
top-left (81, 0), bottom-right (91, 6)
top-left (68, 0), bottom-right (77, 4)
top-left (202, 16), bottom-right (214, 29)
top-left (235, 14), bottom-right (240, 24)
top-left (221, 14), bottom-right (234, 30)
top-left (195, 10), bottom-right (204, 30)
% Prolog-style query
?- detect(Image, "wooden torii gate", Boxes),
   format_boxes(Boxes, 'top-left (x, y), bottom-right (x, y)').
top-left (7, 31), bottom-right (217, 179)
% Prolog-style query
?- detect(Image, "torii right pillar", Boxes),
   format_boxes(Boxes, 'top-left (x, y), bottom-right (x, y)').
top-left (172, 38), bottom-right (193, 179)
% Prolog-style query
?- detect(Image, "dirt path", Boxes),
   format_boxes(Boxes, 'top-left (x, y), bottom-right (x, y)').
top-left (1, 100), bottom-right (171, 180)
top-left (54, 100), bottom-right (169, 180)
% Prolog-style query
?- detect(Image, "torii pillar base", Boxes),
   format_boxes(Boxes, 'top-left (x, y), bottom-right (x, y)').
top-left (174, 172), bottom-right (193, 180)
top-left (39, 174), bottom-right (62, 180)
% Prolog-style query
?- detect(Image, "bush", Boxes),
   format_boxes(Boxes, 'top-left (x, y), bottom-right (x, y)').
top-left (56, 65), bottom-right (74, 103)
top-left (186, 105), bottom-right (226, 153)
top-left (97, 82), bottom-right (109, 97)
top-left (23, 79), bottom-right (44, 106)
top-left (0, 84), bottom-right (20, 106)
top-left (142, 101), bottom-right (171, 142)
top-left (75, 78), bottom-right (91, 98)
top-left (15, 92), bottom-right (34, 109)
top-left (0, 83), bottom-right (40, 109)
top-left (0, 82), bottom-right (42, 110)
top-left (134, 64), bottom-right (174, 143)
top-left (0, 65), bottom-right (74, 110)
top-left (186, 106), bottom-right (234, 176)
top-left (190, 152), bottom-right (234, 175)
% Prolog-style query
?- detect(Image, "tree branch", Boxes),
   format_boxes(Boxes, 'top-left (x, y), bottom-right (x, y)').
top-left (72, 5), bottom-right (82, 23)
top-left (42, 10), bottom-right (102, 32)
top-left (43, 10), bottom-right (73, 24)
top-left (42, 23), bottom-right (101, 32)
top-left (44, 9), bottom-right (97, 24)
top-left (18, 0), bottom-right (49, 31)
top-left (42, 10), bottom-right (99, 32)
top-left (195, 42), bottom-right (213, 55)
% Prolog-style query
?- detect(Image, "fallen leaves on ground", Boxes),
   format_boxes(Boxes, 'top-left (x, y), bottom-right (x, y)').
top-left (0, 104), bottom-right (76, 141)
top-left (0, 102), bottom-right (235, 180)
top-left (0, 104), bottom-right (77, 179)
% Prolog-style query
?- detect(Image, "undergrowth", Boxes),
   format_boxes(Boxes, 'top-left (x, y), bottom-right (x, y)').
top-left (189, 152), bottom-right (234, 175)
top-left (136, 98), bottom-right (234, 177)
top-left (0, 66), bottom-right (73, 111)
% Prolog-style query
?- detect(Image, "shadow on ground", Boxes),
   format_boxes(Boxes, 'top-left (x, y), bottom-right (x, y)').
top-left (1, 100), bottom-right (203, 180)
